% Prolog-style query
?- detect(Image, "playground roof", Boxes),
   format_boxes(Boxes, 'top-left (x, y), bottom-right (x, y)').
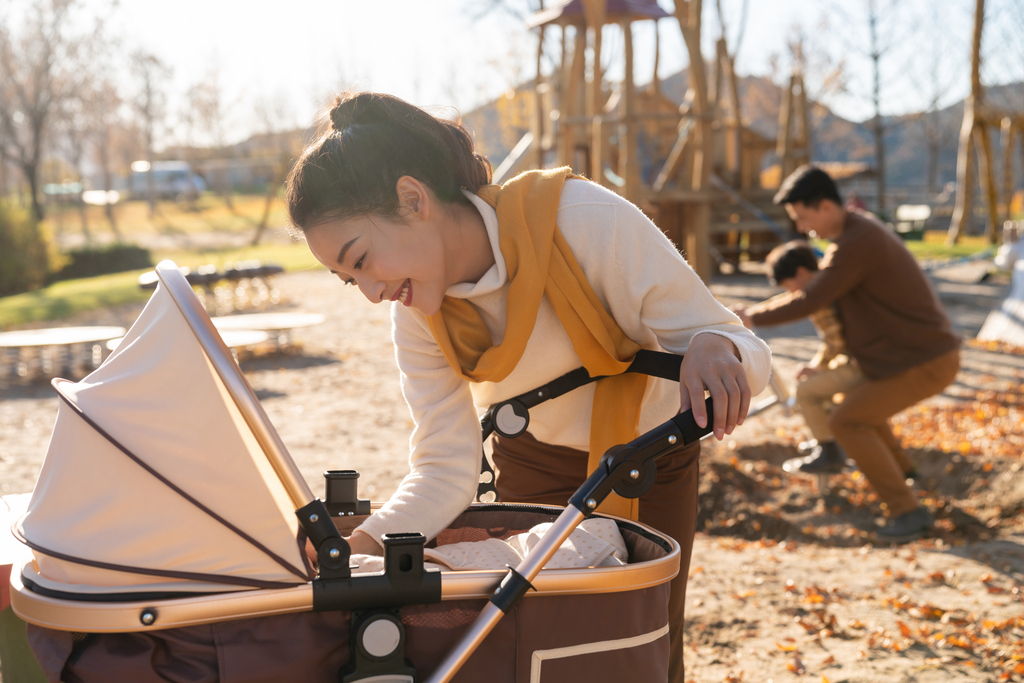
top-left (526, 0), bottom-right (670, 28)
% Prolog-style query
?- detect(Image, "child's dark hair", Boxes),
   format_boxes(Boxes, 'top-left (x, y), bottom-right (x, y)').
top-left (773, 164), bottom-right (842, 208)
top-left (286, 92), bottom-right (492, 231)
top-left (765, 240), bottom-right (819, 286)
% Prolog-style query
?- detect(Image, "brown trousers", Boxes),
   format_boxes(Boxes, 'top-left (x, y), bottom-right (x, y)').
top-left (491, 431), bottom-right (700, 683)
top-left (829, 348), bottom-right (960, 517)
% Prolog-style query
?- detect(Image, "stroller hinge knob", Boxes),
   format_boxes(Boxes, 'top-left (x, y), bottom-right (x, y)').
top-left (668, 435), bottom-right (677, 445)
top-left (629, 469), bottom-right (640, 480)
top-left (585, 498), bottom-right (597, 509)
top-left (309, 513), bottom-right (319, 523)
top-left (329, 548), bottom-right (341, 559)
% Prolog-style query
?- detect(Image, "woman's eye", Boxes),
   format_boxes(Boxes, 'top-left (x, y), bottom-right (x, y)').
top-left (354, 254), bottom-right (365, 270)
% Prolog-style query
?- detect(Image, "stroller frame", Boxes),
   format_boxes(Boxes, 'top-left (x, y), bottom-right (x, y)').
top-left (12, 260), bottom-right (711, 683)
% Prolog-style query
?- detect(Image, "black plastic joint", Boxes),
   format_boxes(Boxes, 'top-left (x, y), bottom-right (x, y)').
top-left (296, 498), bottom-right (343, 547)
top-left (324, 470), bottom-right (372, 517)
top-left (489, 566), bottom-right (535, 614)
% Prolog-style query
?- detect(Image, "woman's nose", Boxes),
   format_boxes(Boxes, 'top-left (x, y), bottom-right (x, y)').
top-left (357, 279), bottom-right (386, 304)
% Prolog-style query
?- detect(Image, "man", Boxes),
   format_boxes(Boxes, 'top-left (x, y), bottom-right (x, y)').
top-left (734, 165), bottom-right (960, 542)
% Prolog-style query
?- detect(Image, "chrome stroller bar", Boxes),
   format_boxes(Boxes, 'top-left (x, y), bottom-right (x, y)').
top-left (476, 350), bottom-right (686, 502)
top-left (430, 396), bottom-right (716, 683)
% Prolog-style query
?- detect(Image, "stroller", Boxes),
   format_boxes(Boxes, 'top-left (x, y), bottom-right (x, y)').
top-left (10, 261), bottom-right (712, 682)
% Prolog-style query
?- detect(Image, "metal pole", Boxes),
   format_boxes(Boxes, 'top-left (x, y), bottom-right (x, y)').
top-left (425, 506), bottom-right (587, 683)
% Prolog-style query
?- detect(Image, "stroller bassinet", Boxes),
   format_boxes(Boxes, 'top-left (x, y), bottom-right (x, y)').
top-left (10, 261), bottom-right (698, 683)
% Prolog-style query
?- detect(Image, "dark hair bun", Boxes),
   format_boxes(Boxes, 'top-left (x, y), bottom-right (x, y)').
top-left (329, 93), bottom-right (390, 131)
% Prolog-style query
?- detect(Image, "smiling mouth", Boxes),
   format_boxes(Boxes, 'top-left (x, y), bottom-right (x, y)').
top-left (391, 279), bottom-right (412, 306)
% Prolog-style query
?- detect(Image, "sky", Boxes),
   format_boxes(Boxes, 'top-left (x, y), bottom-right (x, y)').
top-left (64, 0), bottom-right (1024, 148)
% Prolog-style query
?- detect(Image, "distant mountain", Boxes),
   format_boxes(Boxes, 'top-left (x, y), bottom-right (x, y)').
top-left (464, 69), bottom-right (1024, 189)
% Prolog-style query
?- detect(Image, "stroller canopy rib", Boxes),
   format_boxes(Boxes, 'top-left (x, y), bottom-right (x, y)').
top-left (17, 284), bottom-right (312, 594)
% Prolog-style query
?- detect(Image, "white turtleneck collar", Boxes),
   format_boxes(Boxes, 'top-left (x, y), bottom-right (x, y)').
top-left (444, 190), bottom-right (508, 299)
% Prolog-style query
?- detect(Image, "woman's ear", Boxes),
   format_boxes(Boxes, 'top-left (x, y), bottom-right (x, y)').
top-left (396, 176), bottom-right (429, 220)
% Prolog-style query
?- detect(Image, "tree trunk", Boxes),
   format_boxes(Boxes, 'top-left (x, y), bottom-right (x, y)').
top-left (24, 164), bottom-right (45, 221)
top-left (869, 0), bottom-right (886, 213)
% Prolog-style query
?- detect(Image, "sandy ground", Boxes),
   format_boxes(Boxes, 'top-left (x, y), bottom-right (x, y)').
top-left (2, 254), bottom-right (1023, 682)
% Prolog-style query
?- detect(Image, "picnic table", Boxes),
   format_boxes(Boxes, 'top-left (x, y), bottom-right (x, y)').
top-left (138, 262), bottom-right (284, 315)
top-left (210, 312), bottom-right (326, 347)
top-left (0, 326), bottom-right (126, 381)
top-left (106, 329), bottom-right (271, 352)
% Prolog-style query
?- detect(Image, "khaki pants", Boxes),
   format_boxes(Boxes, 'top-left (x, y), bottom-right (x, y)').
top-left (829, 348), bottom-right (960, 517)
top-left (795, 360), bottom-right (865, 442)
top-left (491, 432), bottom-right (699, 683)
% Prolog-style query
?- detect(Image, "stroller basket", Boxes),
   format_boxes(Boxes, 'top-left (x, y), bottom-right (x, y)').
top-left (10, 261), bottom-right (682, 683)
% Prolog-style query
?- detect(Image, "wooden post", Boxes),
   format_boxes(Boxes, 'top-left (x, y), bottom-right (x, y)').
top-left (673, 0), bottom-right (711, 282)
top-left (582, 0), bottom-right (605, 180)
top-left (796, 74), bottom-right (811, 166)
top-left (948, 97), bottom-right (977, 244)
top-left (976, 122), bottom-right (1000, 242)
top-left (560, 27), bottom-right (587, 169)
top-left (1002, 117), bottom-right (1015, 229)
top-left (725, 47), bottom-right (742, 180)
top-left (620, 18), bottom-right (640, 202)
top-left (777, 75), bottom-right (795, 179)
top-left (948, 0), bottom-right (985, 244)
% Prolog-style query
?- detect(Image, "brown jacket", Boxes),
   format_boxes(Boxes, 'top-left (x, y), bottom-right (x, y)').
top-left (749, 211), bottom-right (959, 379)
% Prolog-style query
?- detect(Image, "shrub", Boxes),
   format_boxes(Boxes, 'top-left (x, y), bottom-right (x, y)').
top-left (0, 202), bottom-right (60, 297)
top-left (49, 243), bottom-right (153, 282)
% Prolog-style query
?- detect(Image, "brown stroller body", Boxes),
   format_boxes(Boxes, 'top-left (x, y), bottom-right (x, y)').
top-left (11, 262), bottom-right (708, 682)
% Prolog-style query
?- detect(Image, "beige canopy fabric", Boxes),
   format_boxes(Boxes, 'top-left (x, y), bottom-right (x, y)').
top-left (16, 284), bottom-right (312, 595)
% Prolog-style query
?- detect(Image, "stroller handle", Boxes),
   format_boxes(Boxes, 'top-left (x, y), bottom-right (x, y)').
top-left (427, 396), bottom-right (715, 683)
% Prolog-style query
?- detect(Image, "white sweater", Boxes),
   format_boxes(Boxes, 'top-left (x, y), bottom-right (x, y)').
top-left (356, 180), bottom-right (772, 543)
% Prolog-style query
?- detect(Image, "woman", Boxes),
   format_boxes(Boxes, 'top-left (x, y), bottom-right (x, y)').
top-left (287, 91), bottom-right (771, 683)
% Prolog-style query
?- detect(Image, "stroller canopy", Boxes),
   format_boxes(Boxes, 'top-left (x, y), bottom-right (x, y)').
top-left (16, 283), bottom-right (312, 596)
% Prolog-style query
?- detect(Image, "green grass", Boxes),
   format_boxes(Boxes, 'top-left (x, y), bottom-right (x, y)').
top-left (0, 242), bottom-right (321, 329)
top-left (903, 232), bottom-right (994, 260)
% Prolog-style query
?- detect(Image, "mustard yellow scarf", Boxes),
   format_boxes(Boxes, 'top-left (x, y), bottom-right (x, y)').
top-left (425, 168), bottom-right (649, 520)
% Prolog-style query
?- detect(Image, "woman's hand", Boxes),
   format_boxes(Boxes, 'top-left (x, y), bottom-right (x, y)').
top-left (678, 333), bottom-right (750, 441)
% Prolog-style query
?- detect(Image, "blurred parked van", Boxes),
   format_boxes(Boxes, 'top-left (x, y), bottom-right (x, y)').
top-left (129, 160), bottom-right (207, 200)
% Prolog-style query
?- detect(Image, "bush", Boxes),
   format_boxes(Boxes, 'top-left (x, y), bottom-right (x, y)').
top-left (0, 202), bottom-right (60, 297)
top-left (49, 243), bottom-right (153, 282)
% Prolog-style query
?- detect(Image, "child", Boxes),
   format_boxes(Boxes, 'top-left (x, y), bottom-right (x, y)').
top-left (286, 91), bottom-right (771, 683)
top-left (763, 240), bottom-right (863, 473)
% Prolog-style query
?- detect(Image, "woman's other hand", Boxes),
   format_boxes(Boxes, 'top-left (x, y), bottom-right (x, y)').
top-left (678, 333), bottom-right (750, 440)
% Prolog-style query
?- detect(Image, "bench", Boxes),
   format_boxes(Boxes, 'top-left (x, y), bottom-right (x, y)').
top-left (0, 326), bottom-right (126, 382)
top-left (894, 204), bottom-right (931, 240)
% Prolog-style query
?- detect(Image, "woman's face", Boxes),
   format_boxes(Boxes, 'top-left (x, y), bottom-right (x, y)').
top-left (305, 212), bottom-right (450, 316)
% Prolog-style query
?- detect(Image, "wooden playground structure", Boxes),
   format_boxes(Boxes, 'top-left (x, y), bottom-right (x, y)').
top-left (947, 0), bottom-right (1024, 246)
top-left (494, 0), bottom-right (804, 281)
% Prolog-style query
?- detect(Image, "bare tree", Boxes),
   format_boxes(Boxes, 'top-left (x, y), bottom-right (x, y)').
top-left (0, 0), bottom-right (95, 221)
top-left (822, 0), bottom-right (917, 215)
top-left (250, 91), bottom-right (297, 246)
top-left (186, 60), bottom-right (235, 209)
top-left (130, 50), bottom-right (172, 219)
top-left (88, 80), bottom-right (126, 238)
